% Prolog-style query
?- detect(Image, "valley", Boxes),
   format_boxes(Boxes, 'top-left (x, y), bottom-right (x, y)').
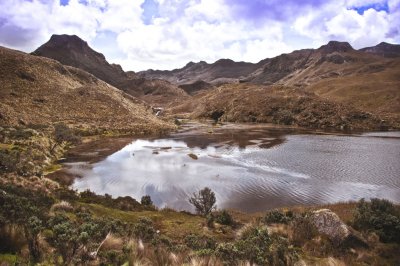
top-left (1, 34), bottom-right (400, 265)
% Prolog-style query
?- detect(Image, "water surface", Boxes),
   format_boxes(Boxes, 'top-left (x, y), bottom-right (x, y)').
top-left (70, 124), bottom-right (400, 212)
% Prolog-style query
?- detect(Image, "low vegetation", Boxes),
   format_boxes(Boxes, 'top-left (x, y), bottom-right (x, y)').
top-left (0, 112), bottom-right (399, 265)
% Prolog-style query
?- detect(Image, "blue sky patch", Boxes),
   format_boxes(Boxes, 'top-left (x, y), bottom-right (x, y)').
top-left (350, 1), bottom-right (389, 15)
top-left (60, 0), bottom-right (69, 6)
top-left (141, 0), bottom-right (159, 25)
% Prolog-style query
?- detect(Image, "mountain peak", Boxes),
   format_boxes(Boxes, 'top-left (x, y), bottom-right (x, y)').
top-left (318, 41), bottom-right (354, 53)
top-left (359, 42), bottom-right (400, 58)
top-left (32, 34), bottom-right (125, 86)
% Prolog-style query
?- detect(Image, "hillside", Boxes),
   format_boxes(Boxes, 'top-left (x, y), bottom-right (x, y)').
top-left (140, 59), bottom-right (261, 85)
top-left (360, 42), bottom-right (400, 58)
top-left (141, 41), bottom-right (400, 122)
top-left (32, 34), bottom-right (189, 106)
top-left (170, 84), bottom-right (390, 130)
top-left (0, 46), bottom-right (173, 134)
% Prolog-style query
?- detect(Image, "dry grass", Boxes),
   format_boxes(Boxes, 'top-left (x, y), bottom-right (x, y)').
top-left (170, 83), bottom-right (390, 130)
top-left (0, 46), bottom-right (174, 135)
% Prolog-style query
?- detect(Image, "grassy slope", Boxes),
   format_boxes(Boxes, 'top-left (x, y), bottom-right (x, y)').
top-left (278, 51), bottom-right (400, 123)
top-left (0, 46), bottom-right (173, 134)
top-left (170, 84), bottom-right (390, 130)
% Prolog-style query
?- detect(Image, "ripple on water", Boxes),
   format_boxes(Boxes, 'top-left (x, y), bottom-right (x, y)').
top-left (71, 128), bottom-right (400, 212)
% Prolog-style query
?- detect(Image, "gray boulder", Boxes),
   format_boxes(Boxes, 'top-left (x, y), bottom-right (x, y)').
top-left (309, 209), bottom-right (367, 248)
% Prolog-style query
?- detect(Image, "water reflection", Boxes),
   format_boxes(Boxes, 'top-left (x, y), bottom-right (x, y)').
top-left (71, 126), bottom-right (400, 212)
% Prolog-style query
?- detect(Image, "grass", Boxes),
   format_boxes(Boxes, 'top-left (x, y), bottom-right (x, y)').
top-left (0, 143), bottom-right (13, 150)
top-left (79, 203), bottom-right (234, 241)
top-left (0, 253), bottom-right (17, 265)
top-left (43, 164), bottom-right (62, 175)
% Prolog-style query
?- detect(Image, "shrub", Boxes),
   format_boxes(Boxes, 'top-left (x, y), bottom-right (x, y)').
top-left (353, 198), bottom-right (400, 243)
top-left (133, 217), bottom-right (156, 242)
top-left (264, 210), bottom-right (293, 224)
top-left (214, 210), bottom-right (234, 226)
top-left (291, 213), bottom-right (318, 246)
top-left (215, 243), bottom-right (239, 265)
top-left (141, 195), bottom-right (153, 206)
top-left (51, 123), bottom-right (80, 153)
top-left (184, 234), bottom-right (217, 251)
top-left (189, 187), bottom-right (216, 216)
top-left (235, 225), bottom-right (271, 265)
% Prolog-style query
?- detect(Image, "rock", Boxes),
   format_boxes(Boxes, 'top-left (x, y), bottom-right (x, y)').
top-left (309, 209), bottom-right (368, 248)
top-left (188, 153), bottom-right (198, 160)
top-left (310, 209), bottom-right (350, 244)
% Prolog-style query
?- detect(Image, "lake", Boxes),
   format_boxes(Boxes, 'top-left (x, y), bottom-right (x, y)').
top-left (68, 123), bottom-right (400, 213)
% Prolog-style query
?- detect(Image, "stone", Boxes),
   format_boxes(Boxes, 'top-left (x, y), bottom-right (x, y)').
top-left (309, 209), bottom-right (368, 248)
top-left (309, 209), bottom-right (351, 244)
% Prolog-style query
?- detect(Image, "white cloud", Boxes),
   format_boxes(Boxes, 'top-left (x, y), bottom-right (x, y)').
top-left (294, 1), bottom-right (398, 49)
top-left (0, 0), bottom-right (399, 71)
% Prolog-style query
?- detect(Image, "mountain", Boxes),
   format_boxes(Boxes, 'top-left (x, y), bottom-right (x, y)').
top-left (0, 46), bottom-right (172, 134)
top-left (32, 34), bottom-right (127, 87)
top-left (139, 59), bottom-right (260, 85)
top-left (32, 34), bottom-right (188, 106)
top-left (359, 42), bottom-right (400, 58)
top-left (142, 41), bottom-right (400, 122)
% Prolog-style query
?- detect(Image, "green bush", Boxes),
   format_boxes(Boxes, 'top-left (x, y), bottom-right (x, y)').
top-left (184, 234), bottom-right (216, 251)
top-left (235, 226), bottom-right (271, 265)
top-left (189, 187), bottom-right (216, 216)
top-left (264, 210), bottom-right (293, 224)
top-left (132, 217), bottom-right (156, 242)
top-left (214, 210), bottom-right (234, 226)
top-left (141, 195), bottom-right (153, 206)
top-left (215, 243), bottom-right (239, 265)
top-left (353, 198), bottom-right (400, 243)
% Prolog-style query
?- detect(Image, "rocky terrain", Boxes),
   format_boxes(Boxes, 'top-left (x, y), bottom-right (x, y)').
top-left (33, 34), bottom-right (189, 107)
top-left (0, 46), bottom-right (173, 134)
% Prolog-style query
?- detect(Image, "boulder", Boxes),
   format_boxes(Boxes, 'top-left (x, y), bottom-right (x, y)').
top-left (310, 209), bottom-right (350, 244)
top-left (309, 209), bottom-right (368, 248)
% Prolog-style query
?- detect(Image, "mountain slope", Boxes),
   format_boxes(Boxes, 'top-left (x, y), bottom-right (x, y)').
top-left (32, 34), bottom-right (189, 106)
top-left (140, 41), bottom-right (399, 86)
top-left (32, 34), bottom-right (127, 88)
top-left (359, 42), bottom-right (400, 58)
top-left (142, 41), bottom-right (400, 121)
top-left (170, 84), bottom-right (391, 130)
top-left (139, 59), bottom-right (260, 85)
top-left (0, 46), bottom-right (172, 134)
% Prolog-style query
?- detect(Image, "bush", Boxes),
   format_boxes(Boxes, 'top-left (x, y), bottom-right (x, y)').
top-left (133, 217), bottom-right (156, 242)
top-left (189, 187), bottom-right (216, 216)
top-left (51, 123), bottom-right (80, 153)
top-left (264, 210), bottom-right (293, 224)
top-left (141, 195), bottom-right (153, 206)
top-left (184, 234), bottom-right (217, 251)
top-left (214, 210), bottom-right (234, 226)
top-left (353, 198), bottom-right (400, 243)
top-left (215, 243), bottom-right (239, 265)
top-left (235, 225), bottom-right (271, 265)
top-left (291, 213), bottom-right (318, 246)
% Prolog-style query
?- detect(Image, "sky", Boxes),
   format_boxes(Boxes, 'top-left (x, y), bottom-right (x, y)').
top-left (0, 0), bottom-right (399, 71)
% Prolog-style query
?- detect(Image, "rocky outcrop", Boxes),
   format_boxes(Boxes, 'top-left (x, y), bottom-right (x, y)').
top-left (309, 209), bottom-right (351, 244)
top-left (309, 209), bottom-right (368, 248)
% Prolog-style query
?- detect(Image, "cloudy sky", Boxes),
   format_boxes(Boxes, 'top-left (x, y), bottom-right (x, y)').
top-left (0, 0), bottom-right (399, 71)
